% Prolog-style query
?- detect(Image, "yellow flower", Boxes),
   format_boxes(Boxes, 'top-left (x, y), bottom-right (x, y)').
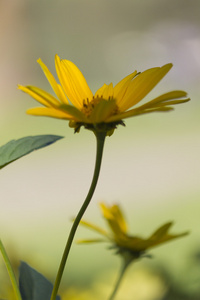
top-left (18, 55), bottom-right (189, 135)
top-left (78, 203), bottom-right (189, 259)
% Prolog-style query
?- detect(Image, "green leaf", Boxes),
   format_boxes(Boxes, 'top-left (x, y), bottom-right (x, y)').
top-left (19, 262), bottom-right (61, 300)
top-left (0, 135), bottom-right (63, 169)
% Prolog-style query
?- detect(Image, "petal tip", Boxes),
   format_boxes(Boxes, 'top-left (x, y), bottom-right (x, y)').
top-left (37, 58), bottom-right (42, 63)
top-left (163, 63), bottom-right (173, 71)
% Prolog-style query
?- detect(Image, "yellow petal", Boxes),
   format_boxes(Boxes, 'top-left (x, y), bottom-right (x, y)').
top-left (18, 85), bottom-right (60, 107)
top-left (148, 222), bottom-right (173, 241)
top-left (141, 222), bottom-right (190, 248)
top-left (100, 203), bottom-right (126, 238)
top-left (27, 104), bottom-right (86, 121)
top-left (79, 220), bottom-right (110, 238)
top-left (55, 55), bottom-right (93, 109)
top-left (106, 106), bottom-right (173, 122)
top-left (94, 83), bottom-right (108, 98)
top-left (119, 64), bottom-right (173, 111)
top-left (57, 84), bottom-right (70, 104)
top-left (37, 58), bottom-right (68, 104)
top-left (113, 71), bottom-right (138, 104)
top-left (136, 91), bottom-right (189, 110)
top-left (27, 107), bottom-right (73, 119)
top-left (95, 83), bottom-right (114, 99)
top-left (146, 90), bottom-right (188, 105)
top-left (100, 203), bottom-right (113, 219)
top-left (76, 238), bottom-right (106, 244)
top-left (106, 90), bottom-right (189, 122)
top-left (95, 84), bottom-right (106, 97)
top-left (109, 205), bottom-right (128, 234)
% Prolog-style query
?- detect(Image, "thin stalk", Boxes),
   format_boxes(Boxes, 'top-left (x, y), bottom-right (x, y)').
top-left (51, 131), bottom-right (106, 300)
top-left (0, 239), bottom-right (22, 300)
top-left (108, 256), bottom-right (132, 300)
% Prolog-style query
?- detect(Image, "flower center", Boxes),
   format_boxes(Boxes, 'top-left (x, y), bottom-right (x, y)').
top-left (81, 96), bottom-right (119, 118)
top-left (81, 96), bottom-right (102, 117)
top-left (71, 96), bottom-right (124, 134)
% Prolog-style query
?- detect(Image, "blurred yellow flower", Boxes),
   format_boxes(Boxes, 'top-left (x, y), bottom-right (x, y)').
top-left (78, 203), bottom-right (189, 258)
top-left (18, 55), bottom-right (189, 134)
top-left (61, 287), bottom-right (98, 300)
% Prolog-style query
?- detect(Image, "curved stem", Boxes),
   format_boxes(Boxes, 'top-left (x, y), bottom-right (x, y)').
top-left (0, 239), bottom-right (22, 300)
top-left (108, 256), bottom-right (133, 300)
top-left (51, 131), bottom-right (106, 300)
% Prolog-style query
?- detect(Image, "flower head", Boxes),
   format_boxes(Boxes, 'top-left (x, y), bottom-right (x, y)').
top-left (18, 55), bottom-right (189, 135)
top-left (78, 203), bottom-right (189, 259)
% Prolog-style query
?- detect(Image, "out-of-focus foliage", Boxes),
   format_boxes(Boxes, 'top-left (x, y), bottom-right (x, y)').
top-left (1, 246), bottom-right (200, 300)
top-left (160, 249), bottom-right (200, 300)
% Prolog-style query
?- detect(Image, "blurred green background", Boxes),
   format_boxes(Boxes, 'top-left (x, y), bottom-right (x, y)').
top-left (0, 0), bottom-right (200, 299)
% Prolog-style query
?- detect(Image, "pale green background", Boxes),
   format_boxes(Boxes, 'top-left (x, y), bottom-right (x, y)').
top-left (0, 0), bottom-right (200, 294)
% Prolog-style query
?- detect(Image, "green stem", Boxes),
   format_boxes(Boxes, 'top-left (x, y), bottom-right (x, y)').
top-left (51, 131), bottom-right (106, 300)
top-left (108, 255), bottom-right (133, 300)
top-left (0, 239), bottom-right (22, 300)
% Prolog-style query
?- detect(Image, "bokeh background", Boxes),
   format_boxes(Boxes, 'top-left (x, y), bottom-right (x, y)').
top-left (0, 0), bottom-right (200, 299)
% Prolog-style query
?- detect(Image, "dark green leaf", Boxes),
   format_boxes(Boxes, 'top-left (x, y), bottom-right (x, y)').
top-left (19, 262), bottom-right (61, 300)
top-left (0, 135), bottom-right (63, 169)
